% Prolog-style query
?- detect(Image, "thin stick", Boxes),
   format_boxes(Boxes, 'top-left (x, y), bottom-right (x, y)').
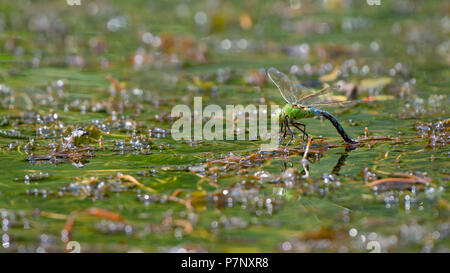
top-left (118, 174), bottom-right (156, 193)
top-left (302, 137), bottom-right (313, 161)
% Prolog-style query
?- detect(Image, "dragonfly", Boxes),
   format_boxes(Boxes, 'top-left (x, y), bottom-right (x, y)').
top-left (267, 67), bottom-right (358, 147)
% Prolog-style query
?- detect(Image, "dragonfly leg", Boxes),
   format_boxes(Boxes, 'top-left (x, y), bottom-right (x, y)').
top-left (285, 116), bottom-right (294, 149)
top-left (291, 121), bottom-right (309, 143)
top-left (279, 120), bottom-right (284, 145)
top-left (279, 117), bottom-right (287, 146)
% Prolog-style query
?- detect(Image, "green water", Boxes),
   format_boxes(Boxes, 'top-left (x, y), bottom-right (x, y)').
top-left (0, 0), bottom-right (448, 252)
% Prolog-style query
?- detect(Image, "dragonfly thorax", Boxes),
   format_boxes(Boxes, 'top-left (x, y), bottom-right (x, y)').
top-left (281, 104), bottom-right (316, 120)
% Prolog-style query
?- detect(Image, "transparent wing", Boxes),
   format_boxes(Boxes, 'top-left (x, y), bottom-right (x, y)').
top-left (267, 67), bottom-right (302, 104)
top-left (268, 67), bottom-right (347, 106)
top-left (297, 83), bottom-right (357, 105)
top-left (307, 100), bottom-right (361, 107)
top-left (297, 86), bottom-right (334, 105)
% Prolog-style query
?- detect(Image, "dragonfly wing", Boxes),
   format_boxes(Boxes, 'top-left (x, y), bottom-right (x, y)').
top-left (308, 100), bottom-right (360, 107)
top-left (267, 67), bottom-right (301, 104)
top-left (298, 85), bottom-right (337, 105)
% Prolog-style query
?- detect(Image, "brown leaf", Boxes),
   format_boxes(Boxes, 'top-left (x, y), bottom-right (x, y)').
top-left (366, 177), bottom-right (431, 190)
top-left (300, 227), bottom-right (336, 240)
top-left (85, 208), bottom-right (124, 222)
top-left (171, 189), bottom-right (183, 198)
top-left (175, 219), bottom-right (194, 234)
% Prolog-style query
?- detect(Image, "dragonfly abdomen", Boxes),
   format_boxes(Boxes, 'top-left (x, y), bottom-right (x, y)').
top-left (314, 108), bottom-right (357, 144)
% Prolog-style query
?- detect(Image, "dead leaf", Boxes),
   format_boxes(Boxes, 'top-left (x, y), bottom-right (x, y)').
top-left (85, 208), bottom-right (124, 222)
top-left (366, 177), bottom-right (431, 190)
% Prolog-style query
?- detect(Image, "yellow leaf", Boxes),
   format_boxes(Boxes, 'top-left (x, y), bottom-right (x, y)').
top-left (239, 13), bottom-right (253, 30)
top-left (360, 77), bottom-right (392, 90)
top-left (319, 67), bottom-right (339, 82)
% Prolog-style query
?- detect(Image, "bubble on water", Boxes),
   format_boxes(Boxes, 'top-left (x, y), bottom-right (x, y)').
top-left (142, 32), bottom-right (153, 44)
top-left (221, 39), bottom-right (232, 50)
top-left (360, 65), bottom-right (370, 75)
top-left (2, 233), bottom-right (10, 248)
top-left (368, 232), bottom-right (378, 241)
top-left (194, 11), bottom-right (208, 25)
top-left (404, 194), bottom-right (411, 211)
top-left (432, 231), bottom-right (440, 240)
top-left (152, 36), bottom-right (162, 47)
top-left (282, 241), bottom-right (292, 251)
top-left (370, 41), bottom-right (380, 51)
top-left (360, 235), bottom-right (366, 243)
top-left (237, 39), bottom-right (248, 50)
top-left (285, 43), bottom-right (310, 59)
top-left (349, 228), bottom-right (358, 237)
top-left (174, 227), bottom-right (183, 239)
top-left (389, 68), bottom-right (396, 76)
top-left (88, 2), bottom-right (99, 15)
top-left (24, 175), bottom-right (30, 185)
top-left (107, 16), bottom-right (128, 32)
top-left (36, 246), bottom-right (45, 253)
top-left (211, 221), bottom-right (219, 229)
top-left (290, 0), bottom-right (301, 9)
top-left (2, 219), bottom-right (8, 232)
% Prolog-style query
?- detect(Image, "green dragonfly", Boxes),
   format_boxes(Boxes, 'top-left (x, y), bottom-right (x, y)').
top-left (267, 67), bottom-right (358, 147)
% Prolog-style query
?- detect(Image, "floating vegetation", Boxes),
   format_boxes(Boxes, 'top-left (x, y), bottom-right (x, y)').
top-left (207, 180), bottom-right (281, 215)
top-left (59, 173), bottom-right (155, 201)
top-left (361, 170), bottom-right (443, 211)
top-left (95, 220), bottom-right (134, 235)
top-left (367, 175), bottom-right (432, 191)
top-left (133, 35), bottom-right (209, 70)
top-left (319, 174), bottom-right (341, 197)
top-left (16, 172), bottom-right (51, 185)
top-left (159, 148), bottom-right (326, 182)
top-left (27, 146), bottom-right (96, 168)
top-left (0, 129), bottom-right (29, 140)
top-left (278, 227), bottom-right (347, 253)
top-left (400, 95), bottom-right (449, 118)
top-left (414, 119), bottom-right (449, 149)
top-left (91, 117), bottom-right (139, 134)
top-left (113, 135), bottom-right (154, 155)
top-left (0, 0), bottom-right (449, 253)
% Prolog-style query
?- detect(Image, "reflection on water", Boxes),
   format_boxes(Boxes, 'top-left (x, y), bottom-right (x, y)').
top-left (0, 0), bottom-right (448, 253)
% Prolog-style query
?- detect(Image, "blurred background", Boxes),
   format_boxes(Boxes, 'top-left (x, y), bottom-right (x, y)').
top-left (0, 0), bottom-right (448, 253)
